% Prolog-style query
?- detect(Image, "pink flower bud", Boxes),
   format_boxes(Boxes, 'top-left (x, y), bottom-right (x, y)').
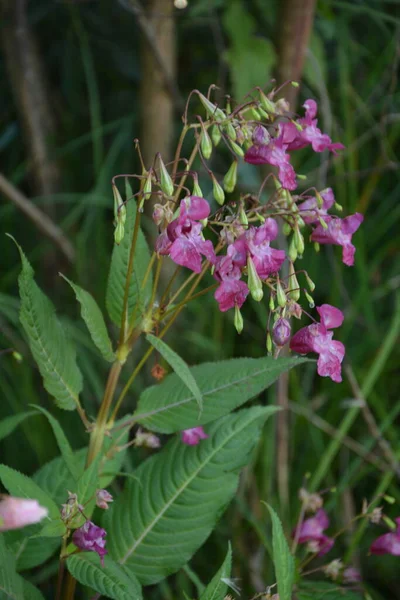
top-left (181, 426), bottom-right (208, 446)
top-left (0, 496), bottom-right (48, 531)
top-left (252, 125), bottom-right (270, 146)
top-left (96, 489), bottom-right (113, 510)
top-left (72, 520), bottom-right (107, 566)
top-left (272, 318), bottom-right (291, 347)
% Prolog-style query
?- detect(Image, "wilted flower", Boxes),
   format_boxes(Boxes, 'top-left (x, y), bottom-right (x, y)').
top-left (134, 428), bottom-right (161, 449)
top-left (370, 507), bottom-right (383, 524)
top-left (324, 559), bottom-right (343, 581)
top-left (370, 517), bottom-right (400, 556)
top-left (0, 496), bottom-right (48, 532)
top-left (72, 520), bottom-right (108, 566)
top-left (181, 426), bottom-right (208, 446)
top-left (96, 489), bottom-right (113, 510)
top-left (292, 509), bottom-right (334, 556)
top-left (299, 488), bottom-right (323, 513)
top-left (343, 567), bottom-right (362, 583)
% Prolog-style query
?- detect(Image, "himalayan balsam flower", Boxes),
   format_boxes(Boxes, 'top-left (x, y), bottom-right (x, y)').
top-left (370, 517), bottom-right (400, 556)
top-left (72, 520), bottom-right (108, 565)
top-left (343, 567), bottom-right (362, 583)
top-left (0, 496), bottom-right (48, 531)
top-left (272, 318), bottom-right (291, 347)
top-left (311, 213), bottom-right (364, 266)
top-left (181, 426), bottom-right (208, 446)
top-left (290, 304), bottom-right (345, 383)
top-left (96, 489), bottom-right (113, 510)
top-left (297, 188), bottom-right (335, 225)
top-left (292, 508), bottom-right (334, 556)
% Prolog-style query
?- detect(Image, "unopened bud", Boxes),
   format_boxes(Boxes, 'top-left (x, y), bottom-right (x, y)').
top-left (293, 120), bottom-right (304, 132)
top-left (212, 175), bottom-right (225, 205)
top-left (247, 257), bottom-right (263, 301)
top-left (276, 279), bottom-right (286, 307)
top-left (112, 184), bottom-right (126, 224)
top-left (269, 295), bottom-right (275, 311)
top-left (272, 318), bottom-right (291, 347)
top-left (224, 122), bottom-right (237, 141)
top-left (291, 80), bottom-right (299, 88)
top-left (266, 332), bottom-right (273, 354)
top-left (200, 126), bottom-right (213, 159)
top-left (294, 228), bottom-right (304, 255)
top-left (282, 222), bottom-right (292, 236)
top-left (305, 273), bottom-right (315, 292)
top-left (198, 92), bottom-right (225, 121)
top-left (245, 107), bottom-right (262, 121)
top-left (258, 107), bottom-right (270, 120)
top-left (305, 290), bottom-right (314, 308)
top-left (297, 173), bottom-right (307, 180)
top-left (314, 242), bottom-right (320, 252)
top-left (211, 125), bottom-right (221, 146)
top-left (114, 221), bottom-right (125, 245)
top-left (223, 161), bottom-right (238, 194)
top-left (383, 516), bottom-right (397, 530)
top-left (334, 202), bottom-right (343, 212)
top-left (384, 494), bottom-right (395, 504)
top-left (239, 205), bottom-right (248, 227)
top-left (318, 216), bottom-right (329, 229)
top-left (96, 489), bottom-right (113, 510)
top-left (258, 89), bottom-right (276, 115)
top-left (158, 155), bottom-right (174, 197)
top-left (288, 264), bottom-right (300, 301)
top-left (230, 140), bottom-right (244, 157)
top-left (252, 125), bottom-right (270, 146)
top-left (234, 305), bottom-right (243, 334)
top-left (12, 351), bottom-right (23, 363)
top-left (288, 237), bottom-right (298, 262)
top-left (192, 178), bottom-right (203, 197)
top-left (316, 191), bottom-right (324, 208)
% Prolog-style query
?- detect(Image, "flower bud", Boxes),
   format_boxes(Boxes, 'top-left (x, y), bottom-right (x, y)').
top-left (252, 125), bottom-right (270, 146)
top-left (142, 171), bottom-right (152, 198)
top-left (282, 222), bottom-right (291, 236)
top-left (224, 122), bottom-right (237, 141)
top-left (238, 205), bottom-right (248, 227)
top-left (229, 141), bottom-right (245, 157)
top-left (114, 221), bottom-right (125, 245)
top-left (314, 242), bottom-right (320, 253)
top-left (294, 228), bottom-right (304, 255)
top-left (272, 318), bottom-right (291, 347)
top-left (210, 125), bottom-right (221, 147)
top-left (305, 290), bottom-right (315, 308)
top-left (158, 155), bottom-right (174, 197)
top-left (112, 184), bottom-right (126, 224)
top-left (234, 305), bottom-right (243, 334)
top-left (305, 273), bottom-right (315, 292)
top-left (247, 256), bottom-right (263, 301)
top-left (192, 177), bottom-right (203, 197)
top-left (334, 202), bottom-right (343, 212)
top-left (96, 489), bottom-right (113, 510)
top-left (291, 80), bottom-right (299, 88)
top-left (258, 89), bottom-right (276, 115)
top-left (269, 295), bottom-right (275, 311)
top-left (266, 332), bottom-right (273, 354)
top-left (258, 107), bottom-right (270, 120)
top-left (212, 174), bottom-right (225, 206)
top-left (197, 92), bottom-right (225, 121)
top-left (288, 237), bottom-right (297, 262)
top-left (12, 351), bottom-right (23, 363)
top-left (223, 161), bottom-right (238, 194)
top-left (318, 216), bottom-right (329, 229)
top-left (244, 107), bottom-right (262, 121)
top-left (316, 190), bottom-right (324, 208)
top-left (276, 279), bottom-right (286, 307)
top-left (200, 125), bottom-right (213, 159)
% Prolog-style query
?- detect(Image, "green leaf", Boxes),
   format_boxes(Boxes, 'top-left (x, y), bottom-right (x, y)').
top-left (77, 454), bottom-right (101, 506)
top-left (134, 356), bottom-right (305, 433)
top-left (106, 184), bottom-right (153, 329)
top-left (22, 580), bottom-right (45, 600)
top-left (10, 237), bottom-right (83, 411)
top-left (4, 528), bottom-right (60, 571)
top-left (265, 504), bottom-right (294, 600)
top-left (0, 535), bottom-right (23, 599)
top-left (0, 465), bottom-right (65, 538)
top-left (0, 411), bottom-right (36, 442)
top-left (199, 543), bottom-right (232, 600)
top-left (297, 581), bottom-right (362, 600)
top-left (67, 554), bottom-right (142, 600)
top-left (31, 405), bottom-right (80, 481)
top-left (146, 333), bottom-right (203, 411)
top-left (61, 276), bottom-right (115, 362)
top-left (105, 406), bottom-right (278, 585)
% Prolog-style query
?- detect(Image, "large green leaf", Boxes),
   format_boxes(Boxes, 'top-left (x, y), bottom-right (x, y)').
top-left (4, 528), bottom-right (60, 571)
top-left (146, 334), bottom-right (203, 411)
top-left (297, 581), bottom-right (362, 599)
top-left (105, 406), bottom-right (278, 585)
top-left (199, 543), bottom-right (232, 600)
top-left (0, 535), bottom-right (23, 599)
top-left (134, 356), bottom-right (305, 433)
top-left (106, 183), bottom-right (153, 330)
top-left (265, 504), bottom-right (294, 600)
top-left (61, 276), bottom-right (115, 362)
top-left (11, 238), bottom-right (83, 411)
top-left (0, 411), bottom-right (36, 442)
top-left (67, 554), bottom-right (142, 600)
top-left (0, 465), bottom-right (65, 538)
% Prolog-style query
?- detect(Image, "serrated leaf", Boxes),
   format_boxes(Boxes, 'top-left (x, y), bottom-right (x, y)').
top-left (134, 356), bottom-right (305, 433)
top-left (0, 535), bottom-right (23, 599)
top-left (297, 581), bottom-right (362, 600)
top-left (0, 465), bottom-right (65, 538)
top-left (265, 504), bottom-right (294, 600)
top-left (10, 237), bottom-right (83, 410)
top-left (31, 405), bottom-right (80, 481)
top-left (146, 334), bottom-right (203, 411)
top-left (77, 454), bottom-right (101, 506)
top-left (200, 543), bottom-right (232, 600)
top-left (4, 528), bottom-right (60, 571)
top-left (0, 411), bottom-right (36, 442)
top-left (67, 554), bottom-right (142, 600)
top-left (105, 406), bottom-right (277, 585)
top-left (106, 184), bottom-right (153, 330)
top-left (61, 276), bottom-right (115, 362)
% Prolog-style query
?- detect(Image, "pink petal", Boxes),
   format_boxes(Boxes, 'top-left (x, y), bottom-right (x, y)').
top-left (316, 304), bottom-right (344, 330)
top-left (214, 279), bottom-right (249, 312)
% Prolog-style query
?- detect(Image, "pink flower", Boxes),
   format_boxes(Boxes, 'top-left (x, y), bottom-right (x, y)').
top-left (181, 426), bottom-right (208, 446)
top-left (214, 279), bottom-right (249, 312)
top-left (343, 567), bottom-right (362, 583)
top-left (290, 304), bottom-right (345, 382)
top-left (156, 196), bottom-right (215, 273)
top-left (292, 509), bottom-right (334, 556)
top-left (242, 219), bottom-right (286, 279)
top-left (298, 188), bottom-right (335, 225)
top-left (272, 318), bottom-right (291, 346)
top-left (370, 517), bottom-right (400, 556)
top-left (0, 497), bottom-right (48, 531)
top-left (95, 489), bottom-right (113, 510)
top-left (245, 139), bottom-right (297, 190)
top-left (311, 213), bottom-right (363, 266)
top-left (72, 520), bottom-right (108, 566)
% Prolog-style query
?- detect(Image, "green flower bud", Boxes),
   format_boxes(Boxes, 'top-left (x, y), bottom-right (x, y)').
top-left (259, 89), bottom-right (276, 115)
top-left (211, 125), bottom-right (221, 146)
top-left (269, 295), bottom-right (275, 311)
top-left (12, 351), bottom-right (23, 363)
top-left (288, 236), bottom-right (298, 262)
top-left (291, 80), bottom-right (299, 88)
top-left (305, 290), bottom-right (315, 308)
top-left (225, 122), bottom-right (237, 141)
top-left (212, 174), bottom-right (225, 205)
top-left (234, 305), bottom-right (243, 334)
top-left (266, 332), bottom-right (273, 354)
top-left (247, 256), bottom-right (263, 301)
top-left (282, 222), bottom-right (292, 236)
top-left (198, 92), bottom-right (225, 121)
top-left (112, 184), bottom-right (126, 224)
top-left (230, 141), bottom-right (245, 157)
top-left (316, 191), bottom-right (324, 208)
top-left (334, 202), bottom-right (343, 212)
top-left (288, 262), bottom-right (300, 301)
top-left (383, 516), bottom-right (397, 530)
top-left (305, 272), bottom-right (315, 292)
top-left (314, 242), bottom-right (320, 252)
top-left (318, 216), bottom-right (329, 229)
top-left (383, 494), bottom-right (395, 504)
top-left (200, 126), bottom-right (213, 159)
top-left (297, 216), bottom-right (306, 229)
top-left (114, 221), bottom-right (125, 245)
top-left (159, 155), bottom-right (174, 197)
top-left (223, 161), bottom-right (238, 194)
top-left (258, 107), bottom-right (270, 120)
top-left (245, 107), bottom-right (262, 121)
top-left (297, 173), bottom-right (307, 180)
top-left (239, 206), bottom-right (248, 226)
top-left (294, 228), bottom-right (305, 255)
top-left (293, 119), bottom-right (303, 132)
top-left (276, 279), bottom-right (287, 307)
top-left (192, 177), bottom-right (203, 197)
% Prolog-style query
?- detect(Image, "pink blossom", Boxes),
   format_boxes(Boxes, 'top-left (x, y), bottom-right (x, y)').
top-left (370, 517), bottom-right (400, 556)
top-left (285, 100), bottom-right (345, 155)
top-left (298, 188), bottom-right (335, 225)
top-left (243, 219), bottom-right (286, 279)
top-left (290, 304), bottom-right (345, 382)
top-left (95, 489), bottom-right (113, 510)
top-left (311, 213), bottom-right (363, 267)
top-left (343, 567), bottom-right (362, 583)
top-left (292, 509), bottom-right (334, 556)
top-left (0, 497), bottom-right (48, 531)
top-left (181, 426), bottom-right (208, 446)
top-left (214, 279), bottom-right (249, 312)
top-left (272, 318), bottom-right (291, 346)
top-left (245, 139), bottom-right (297, 190)
top-left (72, 520), bottom-right (108, 566)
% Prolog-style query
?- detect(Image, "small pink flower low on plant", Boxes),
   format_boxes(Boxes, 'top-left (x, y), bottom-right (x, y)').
top-left (72, 520), bottom-right (108, 566)
top-left (0, 496), bottom-right (48, 531)
top-left (292, 508), bottom-right (334, 556)
top-left (370, 517), bottom-right (400, 556)
top-left (181, 426), bottom-right (208, 445)
top-left (96, 489), bottom-right (113, 510)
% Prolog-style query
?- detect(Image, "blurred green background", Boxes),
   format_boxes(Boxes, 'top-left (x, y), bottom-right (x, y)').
top-left (0, 0), bottom-right (399, 598)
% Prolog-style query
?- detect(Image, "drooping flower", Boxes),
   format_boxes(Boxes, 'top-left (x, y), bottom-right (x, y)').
top-left (72, 520), bottom-right (108, 566)
top-left (95, 489), bottom-right (113, 510)
top-left (298, 188), bottom-right (335, 225)
top-left (0, 496), bottom-right (48, 532)
top-left (245, 138), bottom-right (297, 190)
top-left (311, 213), bottom-right (364, 266)
top-left (181, 426), bottom-right (208, 446)
top-left (290, 304), bottom-right (345, 382)
top-left (299, 488), bottom-right (323, 513)
top-left (156, 196), bottom-right (215, 273)
top-left (292, 508), bottom-right (334, 556)
top-left (213, 246), bottom-right (249, 312)
top-left (370, 517), bottom-right (400, 556)
top-left (241, 219), bottom-right (286, 279)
